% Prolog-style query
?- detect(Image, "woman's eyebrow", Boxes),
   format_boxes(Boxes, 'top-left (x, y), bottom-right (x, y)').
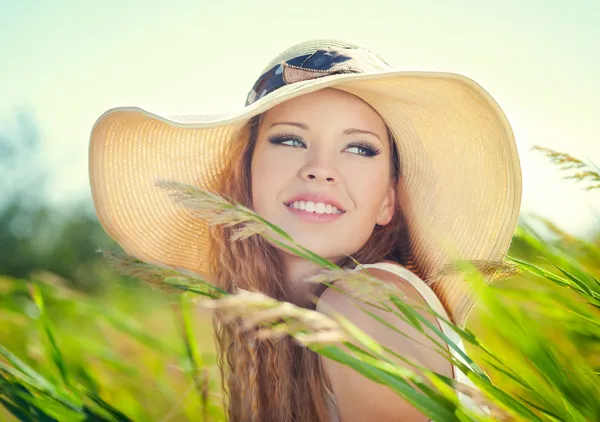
top-left (269, 122), bottom-right (382, 141)
top-left (269, 121), bottom-right (308, 130)
top-left (343, 128), bottom-right (381, 141)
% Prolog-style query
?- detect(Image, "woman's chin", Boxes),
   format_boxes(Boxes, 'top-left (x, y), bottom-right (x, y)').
top-left (270, 234), bottom-right (351, 263)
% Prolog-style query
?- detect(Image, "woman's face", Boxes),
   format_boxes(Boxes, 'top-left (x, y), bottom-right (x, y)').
top-left (250, 88), bottom-right (396, 261)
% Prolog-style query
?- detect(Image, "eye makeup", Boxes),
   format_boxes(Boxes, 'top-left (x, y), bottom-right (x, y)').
top-left (345, 141), bottom-right (381, 157)
top-left (267, 134), bottom-right (382, 157)
top-left (267, 133), bottom-right (306, 148)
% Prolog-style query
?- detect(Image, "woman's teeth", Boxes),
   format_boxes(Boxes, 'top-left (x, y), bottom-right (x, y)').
top-left (288, 201), bottom-right (342, 214)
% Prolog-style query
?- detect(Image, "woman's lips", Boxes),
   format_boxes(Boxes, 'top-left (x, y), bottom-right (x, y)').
top-left (284, 194), bottom-right (345, 212)
top-left (284, 204), bottom-right (344, 223)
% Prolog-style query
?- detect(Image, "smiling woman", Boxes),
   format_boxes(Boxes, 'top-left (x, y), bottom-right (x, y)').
top-left (251, 89), bottom-right (396, 277)
top-left (88, 39), bottom-right (522, 421)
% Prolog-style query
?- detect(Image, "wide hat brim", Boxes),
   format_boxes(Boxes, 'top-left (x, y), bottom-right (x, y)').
top-left (89, 69), bottom-right (522, 298)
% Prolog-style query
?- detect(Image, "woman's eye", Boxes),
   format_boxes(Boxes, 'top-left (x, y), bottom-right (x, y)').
top-left (281, 138), bottom-right (304, 148)
top-left (268, 135), bottom-right (306, 148)
top-left (346, 143), bottom-right (380, 157)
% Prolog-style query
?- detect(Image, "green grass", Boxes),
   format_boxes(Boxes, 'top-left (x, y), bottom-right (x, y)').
top-left (2, 215), bottom-right (598, 421)
top-left (0, 273), bottom-right (225, 421)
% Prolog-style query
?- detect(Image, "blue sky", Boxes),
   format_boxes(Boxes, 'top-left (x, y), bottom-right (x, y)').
top-left (1, 0), bottom-right (599, 237)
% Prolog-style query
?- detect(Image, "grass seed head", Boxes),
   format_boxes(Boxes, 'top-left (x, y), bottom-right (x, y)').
top-left (533, 146), bottom-right (600, 190)
top-left (305, 268), bottom-right (403, 301)
top-left (203, 289), bottom-right (348, 346)
top-left (428, 260), bottom-right (520, 285)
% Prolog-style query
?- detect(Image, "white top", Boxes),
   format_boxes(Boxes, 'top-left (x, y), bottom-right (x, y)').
top-left (323, 262), bottom-right (480, 421)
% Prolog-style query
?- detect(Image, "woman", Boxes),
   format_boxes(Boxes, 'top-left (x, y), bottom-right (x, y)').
top-left (89, 39), bottom-right (522, 421)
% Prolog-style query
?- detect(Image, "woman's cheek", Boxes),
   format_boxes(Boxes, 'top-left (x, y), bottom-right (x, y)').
top-left (273, 156), bottom-right (304, 181)
top-left (253, 150), bottom-right (284, 182)
top-left (346, 168), bottom-right (385, 192)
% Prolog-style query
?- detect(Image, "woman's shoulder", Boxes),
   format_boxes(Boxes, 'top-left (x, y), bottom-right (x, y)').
top-left (315, 261), bottom-right (453, 421)
top-left (342, 259), bottom-right (438, 308)
top-left (316, 260), bottom-right (440, 333)
top-left (315, 258), bottom-right (454, 369)
top-left (316, 261), bottom-right (431, 329)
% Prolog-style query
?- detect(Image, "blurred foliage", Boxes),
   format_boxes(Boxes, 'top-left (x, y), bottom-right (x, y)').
top-left (0, 273), bottom-right (223, 421)
top-left (0, 112), bottom-right (124, 293)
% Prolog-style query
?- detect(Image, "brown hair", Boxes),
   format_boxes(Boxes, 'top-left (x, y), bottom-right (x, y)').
top-left (208, 113), bottom-right (413, 421)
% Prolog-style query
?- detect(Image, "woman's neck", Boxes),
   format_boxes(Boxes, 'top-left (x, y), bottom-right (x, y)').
top-left (280, 254), bottom-right (331, 308)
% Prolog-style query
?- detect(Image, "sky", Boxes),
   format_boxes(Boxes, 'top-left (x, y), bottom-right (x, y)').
top-left (1, 0), bottom-right (599, 238)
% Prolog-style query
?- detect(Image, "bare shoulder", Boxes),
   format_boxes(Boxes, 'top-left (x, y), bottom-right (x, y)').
top-left (317, 262), bottom-right (439, 341)
top-left (316, 263), bottom-right (452, 422)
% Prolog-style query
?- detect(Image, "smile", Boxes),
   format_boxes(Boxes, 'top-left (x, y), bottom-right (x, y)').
top-left (284, 200), bottom-right (346, 223)
top-left (286, 200), bottom-right (344, 215)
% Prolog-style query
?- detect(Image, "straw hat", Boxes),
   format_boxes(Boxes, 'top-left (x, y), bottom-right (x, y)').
top-left (89, 39), bottom-right (522, 317)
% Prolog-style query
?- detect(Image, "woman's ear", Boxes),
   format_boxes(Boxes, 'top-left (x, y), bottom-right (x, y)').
top-left (376, 186), bottom-right (395, 226)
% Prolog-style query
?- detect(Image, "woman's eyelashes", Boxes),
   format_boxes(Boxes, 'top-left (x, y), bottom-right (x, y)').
top-left (345, 142), bottom-right (381, 157)
top-left (268, 134), bottom-right (381, 157)
top-left (268, 134), bottom-right (306, 148)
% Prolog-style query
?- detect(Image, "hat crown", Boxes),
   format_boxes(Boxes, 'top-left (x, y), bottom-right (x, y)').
top-left (246, 39), bottom-right (390, 106)
top-left (260, 39), bottom-right (389, 73)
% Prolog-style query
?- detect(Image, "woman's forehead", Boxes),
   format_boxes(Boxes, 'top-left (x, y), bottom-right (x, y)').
top-left (260, 88), bottom-right (388, 134)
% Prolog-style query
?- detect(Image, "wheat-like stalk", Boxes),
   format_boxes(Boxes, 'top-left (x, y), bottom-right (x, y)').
top-left (156, 180), bottom-right (272, 233)
top-left (156, 180), bottom-right (340, 272)
top-left (533, 146), bottom-right (600, 190)
top-left (304, 268), bottom-right (406, 302)
top-left (101, 249), bottom-right (223, 297)
top-left (101, 249), bottom-right (182, 292)
top-left (203, 289), bottom-right (348, 346)
top-left (426, 260), bottom-right (520, 285)
top-left (532, 214), bottom-right (580, 245)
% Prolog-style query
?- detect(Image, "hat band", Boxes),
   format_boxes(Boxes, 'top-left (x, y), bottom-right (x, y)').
top-left (245, 47), bottom-right (389, 106)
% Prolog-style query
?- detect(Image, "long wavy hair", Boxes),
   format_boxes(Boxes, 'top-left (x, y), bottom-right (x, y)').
top-left (208, 112), bottom-right (415, 421)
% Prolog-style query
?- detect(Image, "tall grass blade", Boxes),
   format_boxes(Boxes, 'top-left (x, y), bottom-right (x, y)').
top-left (28, 283), bottom-right (71, 391)
top-left (174, 294), bottom-right (209, 420)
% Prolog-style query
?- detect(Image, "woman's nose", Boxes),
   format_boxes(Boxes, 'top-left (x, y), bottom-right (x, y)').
top-left (299, 152), bottom-right (338, 183)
